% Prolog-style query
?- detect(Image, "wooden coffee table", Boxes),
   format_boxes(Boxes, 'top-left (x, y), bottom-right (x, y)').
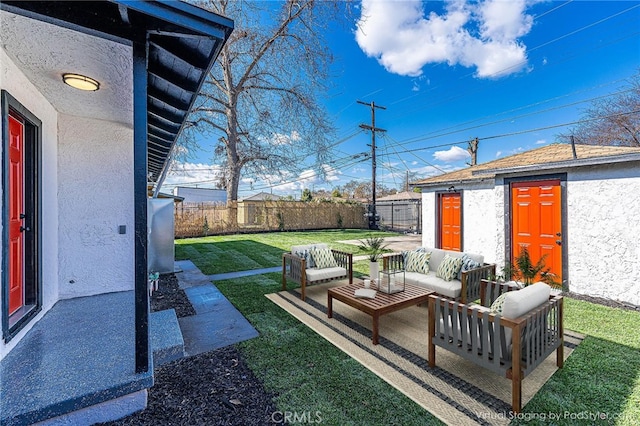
top-left (327, 282), bottom-right (433, 344)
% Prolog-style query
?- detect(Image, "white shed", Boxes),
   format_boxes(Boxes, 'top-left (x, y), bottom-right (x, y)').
top-left (173, 186), bottom-right (227, 203)
top-left (413, 143), bottom-right (640, 306)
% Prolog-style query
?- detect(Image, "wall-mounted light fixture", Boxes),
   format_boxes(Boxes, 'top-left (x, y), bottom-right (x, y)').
top-left (447, 185), bottom-right (456, 192)
top-left (62, 73), bottom-right (100, 91)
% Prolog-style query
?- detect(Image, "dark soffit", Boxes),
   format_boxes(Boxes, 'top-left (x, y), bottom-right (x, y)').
top-left (0, 0), bottom-right (233, 182)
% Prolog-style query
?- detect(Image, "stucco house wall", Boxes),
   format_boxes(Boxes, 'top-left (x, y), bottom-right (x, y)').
top-left (57, 114), bottom-right (134, 299)
top-left (421, 182), bottom-right (499, 264)
top-left (566, 164), bottom-right (640, 305)
top-left (421, 192), bottom-right (436, 247)
top-left (0, 48), bottom-right (59, 359)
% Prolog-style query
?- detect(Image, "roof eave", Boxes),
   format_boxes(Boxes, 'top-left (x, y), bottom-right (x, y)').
top-left (473, 153), bottom-right (640, 177)
top-left (413, 176), bottom-right (495, 189)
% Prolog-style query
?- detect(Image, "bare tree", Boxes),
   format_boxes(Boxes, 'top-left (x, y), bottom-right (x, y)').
top-left (401, 171), bottom-right (419, 192)
top-left (339, 179), bottom-right (397, 200)
top-left (559, 71), bottom-right (640, 147)
top-left (189, 0), bottom-right (342, 201)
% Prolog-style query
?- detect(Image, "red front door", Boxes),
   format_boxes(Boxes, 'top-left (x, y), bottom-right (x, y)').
top-left (440, 193), bottom-right (461, 251)
top-left (511, 180), bottom-right (562, 284)
top-left (8, 114), bottom-right (25, 315)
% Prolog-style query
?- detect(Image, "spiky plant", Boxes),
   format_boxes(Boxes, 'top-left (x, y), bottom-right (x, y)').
top-left (357, 236), bottom-right (389, 262)
top-left (506, 246), bottom-right (559, 287)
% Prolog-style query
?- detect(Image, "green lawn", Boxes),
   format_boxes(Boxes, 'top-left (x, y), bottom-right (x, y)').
top-left (175, 229), bottom-right (393, 275)
top-left (176, 230), bottom-right (640, 425)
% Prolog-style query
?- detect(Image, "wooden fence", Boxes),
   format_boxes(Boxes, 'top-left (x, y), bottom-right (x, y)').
top-left (174, 200), bottom-right (368, 238)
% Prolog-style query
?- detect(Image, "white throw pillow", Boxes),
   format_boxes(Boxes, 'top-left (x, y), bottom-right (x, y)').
top-left (436, 255), bottom-right (463, 281)
top-left (310, 247), bottom-right (338, 269)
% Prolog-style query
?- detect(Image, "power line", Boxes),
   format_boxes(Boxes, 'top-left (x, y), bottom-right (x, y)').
top-left (382, 134), bottom-right (449, 174)
top-left (533, 0), bottom-right (574, 20)
top-left (168, 104), bottom-right (639, 192)
top-left (394, 88), bottom-right (635, 148)
top-left (528, 3), bottom-right (640, 55)
top-left (480, 109), bottom-right (640, 141)
top-left (382, 74), bottom-right (637, 150)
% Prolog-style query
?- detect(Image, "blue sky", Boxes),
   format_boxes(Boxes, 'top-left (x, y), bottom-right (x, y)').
top-left (164, 0), bottom-right (640, 199)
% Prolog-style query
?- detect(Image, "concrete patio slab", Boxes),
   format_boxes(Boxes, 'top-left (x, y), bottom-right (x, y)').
top-left (0, 292), bottom-right (152, 426)
top-left (150, 308), bottom-right (185, 367)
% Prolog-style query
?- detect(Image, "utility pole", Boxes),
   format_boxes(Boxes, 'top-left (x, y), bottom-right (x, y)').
top-left (358, 100), bottom-right (386, 229)
top-left (467, 137), bottom-right (479, 166)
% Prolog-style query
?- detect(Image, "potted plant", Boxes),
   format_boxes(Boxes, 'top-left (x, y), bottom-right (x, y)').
top-left (358, 236), bottom-right (389, 282)
top-left (503, 246), bottom-right (559, 288)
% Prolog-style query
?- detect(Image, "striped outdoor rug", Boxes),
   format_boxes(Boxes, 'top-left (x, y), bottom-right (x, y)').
top-left (266, 282), bottom-right (583, 426)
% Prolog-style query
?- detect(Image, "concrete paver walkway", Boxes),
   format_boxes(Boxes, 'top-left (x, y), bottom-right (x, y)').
top-left (207, 266), bottom-right (281, 281)
top-left (174, 260), bottom-right (259, 357)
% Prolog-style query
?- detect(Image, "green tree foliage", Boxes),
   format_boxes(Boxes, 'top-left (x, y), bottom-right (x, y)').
top-left (301, 188), bottom-right (313, 202)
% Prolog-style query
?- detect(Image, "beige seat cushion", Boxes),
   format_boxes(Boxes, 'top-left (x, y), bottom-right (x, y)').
top-left (502, 283), bottom-right (551, 319)
top-left (305, 266), bottom-right (346, 283)
top-left (404, 272), bottom-right (461, 298)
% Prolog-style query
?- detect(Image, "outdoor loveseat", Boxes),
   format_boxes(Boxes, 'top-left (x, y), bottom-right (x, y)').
top-left (282, 243), bottom-right (353, 301)
top-left (428, 280), bottom-right (564, 413)
top-left (382, 247), bottom-right (495, 303)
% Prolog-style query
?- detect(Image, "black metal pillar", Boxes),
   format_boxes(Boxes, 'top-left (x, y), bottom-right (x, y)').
top-left (133, 37), bottom-right (149, 374)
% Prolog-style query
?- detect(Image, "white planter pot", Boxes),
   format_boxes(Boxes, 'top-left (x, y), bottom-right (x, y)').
top-left (369, 261), bottom-right (379, 283)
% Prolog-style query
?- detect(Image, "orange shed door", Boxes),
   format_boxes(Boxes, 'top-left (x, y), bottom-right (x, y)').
top-left (9, 115), bottom-right (25, 315)
top-left (440, 193), bottom-right (461, 251)
top-left (511, 180), bottom-right (562, 284)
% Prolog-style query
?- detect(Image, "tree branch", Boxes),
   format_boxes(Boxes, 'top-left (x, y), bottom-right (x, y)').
top-left (236, 1), bottom-right (314, 91)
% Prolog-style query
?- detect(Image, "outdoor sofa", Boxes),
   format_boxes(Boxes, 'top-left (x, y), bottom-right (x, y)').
top-left (428, 280), bottom-right (564, 413)
top-left (382, 247), bottom-right (495, 303)
top-left (282, 243), bottom-right (353, 301)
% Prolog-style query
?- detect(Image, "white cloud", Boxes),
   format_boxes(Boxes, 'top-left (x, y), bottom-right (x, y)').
top-left (535, 139), bottom-right (547, 144)
top-left (355, 0), bottom-right (534, 78)
top-left (269, 130), bottom-right (301, 146)
top-left (433, 146), bottom-right (470, 162)
top-left (413, 164), bottom-right (459, 179)
top-left (265, 165), bottom-right (342, 195)
top-left (496, 150), bottom-right (502, 157)
top-left (321, 164), bottom-right (342, 182)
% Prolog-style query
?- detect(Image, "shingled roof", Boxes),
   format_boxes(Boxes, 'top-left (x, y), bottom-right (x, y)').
top-left (377, 191), bottom-right (422, 201)
top-left (413, 143), bottom-right (640, 187)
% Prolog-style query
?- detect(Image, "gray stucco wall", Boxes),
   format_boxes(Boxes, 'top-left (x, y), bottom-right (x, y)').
top-left (566, 164), bottom-right (640, 305)
top-left (57, 114), bottom-right (134, 299)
